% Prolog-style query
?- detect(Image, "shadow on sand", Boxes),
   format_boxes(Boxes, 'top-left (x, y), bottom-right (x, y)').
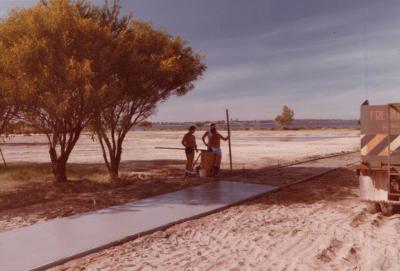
top-left (0, 155), bottom-right (358, 218)
top-left (240, 167), bottom-right (359, 208)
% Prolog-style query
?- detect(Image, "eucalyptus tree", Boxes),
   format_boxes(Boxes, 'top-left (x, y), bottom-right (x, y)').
top-left (91, 4), bottom-right (206, 179)
top-left (0, 0), bottom-right (116, 182)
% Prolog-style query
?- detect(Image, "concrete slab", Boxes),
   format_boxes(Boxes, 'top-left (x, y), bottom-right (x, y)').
top-left (0, 181), bottom-right (277, 271)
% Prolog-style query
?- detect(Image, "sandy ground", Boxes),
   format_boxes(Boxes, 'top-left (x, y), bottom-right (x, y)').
top-left (1, 129), bottom-right (359, 168)
top-left (0, 151), bottom-right (358, 234)
top-left (52, 168), bottom-right (400, 271)
top-left (0, 129), bottom-right (365, 270)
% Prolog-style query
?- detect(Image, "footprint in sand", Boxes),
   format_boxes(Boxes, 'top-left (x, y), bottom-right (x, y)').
top-left (317, 238), bottom-right (343, 263)
top-left (371, 216), bottom-right (385, 227)
top-left (350, 212), bottom-right (368, 228)
top-left (343, 245), bottom-right (360, 264)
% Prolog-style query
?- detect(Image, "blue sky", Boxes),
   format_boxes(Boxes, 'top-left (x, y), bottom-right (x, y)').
top-left (1, 0), bottom-right (400, 121)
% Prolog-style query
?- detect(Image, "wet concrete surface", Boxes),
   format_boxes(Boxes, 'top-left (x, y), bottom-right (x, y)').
top-left (0, 181), bottom-right (277, 271)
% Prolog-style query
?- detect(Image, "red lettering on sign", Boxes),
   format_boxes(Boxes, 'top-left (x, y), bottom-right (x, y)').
top-left (370, 110), bottom-right (386, 121)
top-left (390, 110), bottom-right (400, 121)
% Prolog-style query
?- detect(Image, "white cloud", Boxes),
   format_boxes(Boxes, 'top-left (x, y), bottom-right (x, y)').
top-left (153, 2), bottom-right (400, 121)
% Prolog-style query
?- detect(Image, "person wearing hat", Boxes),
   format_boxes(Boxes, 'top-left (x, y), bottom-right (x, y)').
top-left (202, 123), bottom-right (216, 150)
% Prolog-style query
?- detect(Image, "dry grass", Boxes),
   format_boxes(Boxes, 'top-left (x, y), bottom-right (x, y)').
top-left (0, 159), bottom-right (209, 233)
top-left (0, 163), bottom-right (50, 182)
top-left (0, 163), bottom-right (110, 191)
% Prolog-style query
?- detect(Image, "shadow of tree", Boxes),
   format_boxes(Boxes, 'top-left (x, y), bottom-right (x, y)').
top-left (242, 167), bottom-right (358, 207)
top-left (0, 160), bottom-right (206, 215)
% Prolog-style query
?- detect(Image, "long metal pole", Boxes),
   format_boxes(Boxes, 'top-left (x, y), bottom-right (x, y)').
top-left (155, 147), bottom-right (207, 151)
top-left (155, 147), bottom-right (187, 151)
top-left (226, 109), bottom-right (233, 172)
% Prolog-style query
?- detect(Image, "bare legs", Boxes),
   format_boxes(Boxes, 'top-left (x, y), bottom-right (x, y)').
top-left (213, 154), bottom-right (222, 176)
top-left (186, 153), bottom-right (194, 175)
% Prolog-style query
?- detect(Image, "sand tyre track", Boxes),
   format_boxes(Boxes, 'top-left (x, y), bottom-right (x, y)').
top-left (1, 151), bottom-right (361, 271)
top-left (379, 203), bottom-right (394, 216)
top-left (366, 202), bottom-right (381, 214)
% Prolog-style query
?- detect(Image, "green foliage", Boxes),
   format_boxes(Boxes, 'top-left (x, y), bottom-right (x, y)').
top-left (0, 162), bottom-right (108, 183)
top-left (0, 0), bottom-right (205, 181)
top-left (0, 68), bottom-right (19, 136)
top-left (91, 2), bottom-right (206, 178)
top-left (275, 105), bottom-right (294, 128)
top-left (0, 90), bottom-right (15, 136)
top-left (0, 163), bottom-right (51, 182)
top-left (0, 0), bottom-right (118, 181)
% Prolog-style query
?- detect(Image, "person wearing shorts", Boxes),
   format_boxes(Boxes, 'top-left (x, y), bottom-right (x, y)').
top-left (209, 126), bottom-right (229, 176)
top-left (181, 126), bottom-right (198, 177)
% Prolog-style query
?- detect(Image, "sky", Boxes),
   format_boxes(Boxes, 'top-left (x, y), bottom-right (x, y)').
top-left (1, 0), bottom-right (400, 121)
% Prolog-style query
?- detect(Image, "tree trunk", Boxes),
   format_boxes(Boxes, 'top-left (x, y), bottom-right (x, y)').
top-left (108, 165), bottom-right (119, 180)
top-left (108, 145), bottom-right (122, 181)
top-left (49, 147), bottom-right (68, 182)
top-left (96, 126), bottom-right (126, 181)
top-left (52, 160), bottom-right (67, 182)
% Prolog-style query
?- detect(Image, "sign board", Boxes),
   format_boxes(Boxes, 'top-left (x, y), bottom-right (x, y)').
top-left (361, 105), bottom-right (400, 135)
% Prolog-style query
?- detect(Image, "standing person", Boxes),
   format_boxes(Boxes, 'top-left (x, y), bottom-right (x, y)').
top-left (202, 123), bottom-right (216, 150)
top-left (182, 126), bottom-right (198, 177)
top-left (209, 125), bottom-right (229, 176)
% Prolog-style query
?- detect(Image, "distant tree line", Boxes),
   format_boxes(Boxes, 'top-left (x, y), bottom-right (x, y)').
top-left (0, 0), bottom-right (205, 182)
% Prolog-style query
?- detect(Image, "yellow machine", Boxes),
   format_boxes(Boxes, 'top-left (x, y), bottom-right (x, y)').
top-left (358, 102), bottom-right (400, 215)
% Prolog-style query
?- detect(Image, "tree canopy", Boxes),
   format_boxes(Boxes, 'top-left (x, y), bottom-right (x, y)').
top-left (0, 81), bottom-right (17, 136)
top-left (275, 105), bottom-right (294, 128)
top-left (91, 3), bottom-right (206, 179)
top-left (0, 0), bottom-right (206, 181)
top-left (0, 0), bottom-right (121, 181)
